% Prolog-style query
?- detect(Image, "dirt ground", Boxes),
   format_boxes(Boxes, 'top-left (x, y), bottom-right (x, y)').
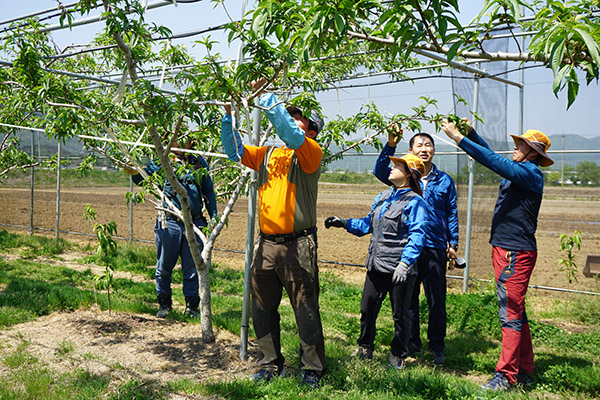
top-left (1, 183), bottom-right (599, 291)
top-left (1, 183), bottom-right (600, 395)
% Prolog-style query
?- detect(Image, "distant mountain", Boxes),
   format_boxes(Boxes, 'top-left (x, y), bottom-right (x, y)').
top-left (7, 130), bottom-right (599, 172)
top-left (325, 134), bottom-right (600, 173)
top-left (548, 134), bottom-right (600, 151)
top-left (8, 131), bottom-right (87, 159)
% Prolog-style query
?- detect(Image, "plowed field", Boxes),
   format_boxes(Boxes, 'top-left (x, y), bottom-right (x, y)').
top-left (2, 183), bottom-right (600, 292)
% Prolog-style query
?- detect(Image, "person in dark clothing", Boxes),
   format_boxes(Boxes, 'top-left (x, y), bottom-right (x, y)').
top-left (325, 154), bottom-right (429, 370)
top-left (441, 120), bottom-right (553, 391)
top-left (127, 141), bottom-right (218, 318)
top-left (373, 131), bottom-right (458, 365)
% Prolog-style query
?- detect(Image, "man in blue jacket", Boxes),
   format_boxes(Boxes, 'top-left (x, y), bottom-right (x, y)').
top-left (128, 141), bottom-right (218, 319)
top-left (441, 120), bottom-right (553, 390)
top-left (373, 131), bottom-right (459, 366)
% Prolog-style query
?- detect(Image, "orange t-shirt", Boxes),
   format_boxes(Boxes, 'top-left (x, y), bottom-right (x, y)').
top-left (241, 137), bottom-right (322, 235)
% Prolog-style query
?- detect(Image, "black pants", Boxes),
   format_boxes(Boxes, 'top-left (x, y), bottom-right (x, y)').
top-left (357, 268), bottom-right (416, 358)
top-left (408, 247), bottom-right (447, 353)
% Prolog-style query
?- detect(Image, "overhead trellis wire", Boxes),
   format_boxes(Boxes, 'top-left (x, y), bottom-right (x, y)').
top-left (0, 0), bottom-right (183, 40)
top-left (0, 122), bottom-right (228, 160)
top-left (0, 1), bottom-right (95, 29)
top-left (44, 23), bottom-right (229, 60)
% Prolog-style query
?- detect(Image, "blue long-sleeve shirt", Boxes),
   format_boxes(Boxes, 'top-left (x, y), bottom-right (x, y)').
top-left (133, 155), bottom-right (218, 221)
top-left (373, 144), bottom-right (459, 250)
top-left (220, 92), bottom-right (307, 162)
top-left (459, 129), bottom-right (543, 250)
top-left (345, 187), bottom-right (429, 270)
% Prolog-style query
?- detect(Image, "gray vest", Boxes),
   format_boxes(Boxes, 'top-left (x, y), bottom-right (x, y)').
top-left (365, 190), bottom-right (418, 274)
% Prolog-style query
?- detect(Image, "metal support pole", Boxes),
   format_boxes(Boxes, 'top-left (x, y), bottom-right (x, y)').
top-left (55, 140), bottom-right (62, 245)
top-left (240, 102), bottom-right (260, 361)
top-left (518, 60), bottom-right (524, 135)
top-left (129, 175), bottom-right (134, 244)
top-left (30, 131), bottom-right (35, 236)
top-left (463, 65), bottom-right (480, 294)
top-left (561, 134), bottom-right (565, 187)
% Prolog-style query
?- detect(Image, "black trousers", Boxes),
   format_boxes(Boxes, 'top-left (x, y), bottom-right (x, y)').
top-left (408, 247), bottom-right (447, 353)
top-left (357, 268), bottom-right (417, 358)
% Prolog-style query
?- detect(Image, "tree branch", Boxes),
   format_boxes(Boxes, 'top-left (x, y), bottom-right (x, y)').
top-left (0, 161), bottom-right (43, 178)
top-left (412, 0), bottom-right (443, 52)
top-left (344, 29), bottom-right (549, 63)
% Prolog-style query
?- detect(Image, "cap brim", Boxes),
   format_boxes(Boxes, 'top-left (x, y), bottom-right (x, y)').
top-left (286, 106), bottom-right (302, 115)
top-left (389, 156), bottom-right (423, 195)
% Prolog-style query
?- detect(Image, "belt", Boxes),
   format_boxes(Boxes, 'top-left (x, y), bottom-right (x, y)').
top-left (260, 227), bottom-right (317, 243)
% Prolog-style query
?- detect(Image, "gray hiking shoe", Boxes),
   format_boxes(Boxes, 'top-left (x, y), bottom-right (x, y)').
top-left (388, 353), bottom-right (405, 370)
top-left (352, 346), bottom-right (373, 360)
top-left (516, 372), bottom-right (534, 387)
top-left (432, 351), bottom-right (446, 366)
top-left (300, 369), bottom-right (320, 389)
top-left (480, 372), bottom-right (512, 391)
top-left (156, 305), bottom-right (172, 318)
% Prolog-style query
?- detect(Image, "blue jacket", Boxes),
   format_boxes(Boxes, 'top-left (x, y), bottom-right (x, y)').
top-left (459, 129), bottom-right (543, 251)
top-left (373, 144), bottom-right (459, 250)
top-left (133, 155), bottom-right (218, 222)
top-left (345, 187), bottom-right (429, 271)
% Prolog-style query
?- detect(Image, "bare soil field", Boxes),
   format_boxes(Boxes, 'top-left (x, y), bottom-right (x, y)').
top-left (1, 183), bottom-right (599, 395)
top-left (1, 183), bottom-right (599, 292)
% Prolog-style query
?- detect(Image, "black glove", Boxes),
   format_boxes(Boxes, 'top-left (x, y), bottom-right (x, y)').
top-left (324, 216), bottom-right (346, 229)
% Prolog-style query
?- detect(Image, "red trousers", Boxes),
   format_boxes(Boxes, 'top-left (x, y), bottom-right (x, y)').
top-left (492, 246), bottom-right (536, 384)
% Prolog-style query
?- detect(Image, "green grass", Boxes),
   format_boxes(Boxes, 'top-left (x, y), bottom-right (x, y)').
top-left (80, 243), bottom-right (157, 279)
top-left (0, 230), bottom-right (71, 257)
top-left (1, 230), bottom-right (600, 399)
top-left (320, 171), bottom-right (380, 185)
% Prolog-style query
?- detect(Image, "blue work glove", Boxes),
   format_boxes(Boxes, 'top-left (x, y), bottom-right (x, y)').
top-left (392, 262), bottom-right (409, 284)
top-left (324, 216), bottom-right (346, 229)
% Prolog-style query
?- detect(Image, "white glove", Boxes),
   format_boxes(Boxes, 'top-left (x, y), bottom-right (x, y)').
top-left (392, 262), bottom-right (409, 284)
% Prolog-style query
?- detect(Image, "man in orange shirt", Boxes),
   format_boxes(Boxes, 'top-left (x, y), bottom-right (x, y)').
top-left (221, 79), bottom-right (325, 389)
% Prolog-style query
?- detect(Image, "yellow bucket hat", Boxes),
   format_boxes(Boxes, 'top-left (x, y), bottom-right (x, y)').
top-left (510, 129), bottom-right (554, 167)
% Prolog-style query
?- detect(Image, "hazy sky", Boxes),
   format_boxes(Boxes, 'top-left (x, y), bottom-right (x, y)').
top-left (2, 0), bottom-right (599, 142)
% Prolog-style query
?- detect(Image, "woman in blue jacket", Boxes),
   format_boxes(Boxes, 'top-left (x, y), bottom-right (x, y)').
top-left (325, 154), bottom-right (429, 370)
top-left (374, 131), bottom-right (459, 366)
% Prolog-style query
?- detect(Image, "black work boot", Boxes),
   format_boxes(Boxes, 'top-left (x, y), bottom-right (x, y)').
top-left (184, 296), bottom-right (200, 318)
top-left (156, 294), bottom-right (172, 318)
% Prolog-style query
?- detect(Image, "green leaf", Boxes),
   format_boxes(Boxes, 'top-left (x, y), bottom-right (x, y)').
top-left (567, 81), bottom-right (579, 110)
top-left (573, 27), bottom-right (600, 70)
top-left (506, 0), bottom-right (521, 21)
top-left (251, 12), bottom-right (268, 36)
top-left (446, 41), bottom-right (462, 63)
top-left (566, 72), bottom-right (579, 110)
top-left (438, 17), bottom-right (447, 41)
top-left (550, 38), bottom-right (566, 73)
top-left (334, 13), bottom-right (345, 34)
top-left (552, 64), bottom-right (570, 97)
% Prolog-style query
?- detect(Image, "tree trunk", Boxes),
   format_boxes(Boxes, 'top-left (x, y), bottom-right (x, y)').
top-left (148, 126), bottom-right (215, 342)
